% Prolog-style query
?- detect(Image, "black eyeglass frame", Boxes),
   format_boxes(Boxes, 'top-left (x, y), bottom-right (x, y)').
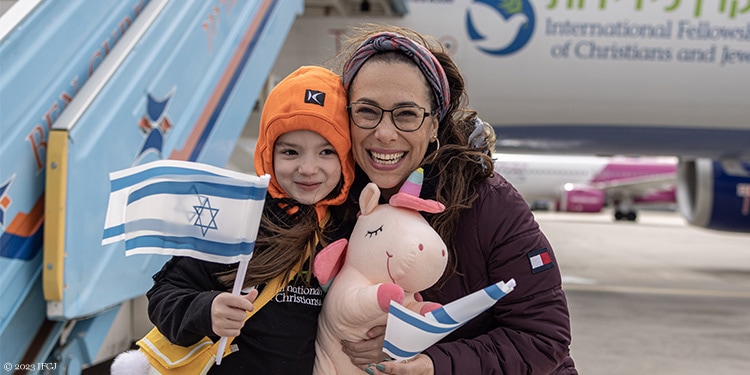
top-left (346, 101), bottom-right (434, 133)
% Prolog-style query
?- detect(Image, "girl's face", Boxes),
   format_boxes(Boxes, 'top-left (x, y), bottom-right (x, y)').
top-left (273, 130), bottom-right (341, 205)
top-left (348, 61), bottom-right (439, 197)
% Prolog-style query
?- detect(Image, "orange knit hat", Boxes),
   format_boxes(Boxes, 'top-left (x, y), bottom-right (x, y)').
top-left (254, 66), bottom-right (354, 218)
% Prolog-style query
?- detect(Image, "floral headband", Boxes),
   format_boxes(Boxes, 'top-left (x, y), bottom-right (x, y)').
top-left (342, 31), bottom-right (451, 122)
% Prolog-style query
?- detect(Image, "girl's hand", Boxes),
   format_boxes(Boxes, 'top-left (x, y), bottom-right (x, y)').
top-left (210, 289), bottom-right (258, 337)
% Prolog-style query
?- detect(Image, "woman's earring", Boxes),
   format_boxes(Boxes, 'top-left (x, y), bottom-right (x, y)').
top-left (431, 135), bottom-right (441, 151)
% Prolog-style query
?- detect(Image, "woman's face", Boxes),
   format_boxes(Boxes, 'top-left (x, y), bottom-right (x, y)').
top-left (348, 61), bottom-right (438, 194)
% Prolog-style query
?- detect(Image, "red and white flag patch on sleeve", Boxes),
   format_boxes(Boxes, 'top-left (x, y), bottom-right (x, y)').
top-left (528, 247), bottom-right (554, 274)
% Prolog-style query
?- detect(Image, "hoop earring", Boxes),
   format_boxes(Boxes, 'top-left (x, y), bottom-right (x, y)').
top-left (431, 135), bottom-right (441, 152)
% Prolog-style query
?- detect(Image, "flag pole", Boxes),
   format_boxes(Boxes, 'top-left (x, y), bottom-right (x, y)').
top-left (215, 258), bottom-right (250, 365)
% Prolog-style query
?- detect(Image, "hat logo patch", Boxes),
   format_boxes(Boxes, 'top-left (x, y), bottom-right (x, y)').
top-left (305, 89), bottom-right (326, 106)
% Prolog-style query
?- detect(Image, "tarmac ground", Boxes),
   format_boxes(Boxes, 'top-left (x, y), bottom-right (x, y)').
top-left (535, 208), bottom-right (750, 375)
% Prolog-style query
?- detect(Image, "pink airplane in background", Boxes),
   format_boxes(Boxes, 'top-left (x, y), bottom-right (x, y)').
top-left (494, 153), bottom-right (678, 221)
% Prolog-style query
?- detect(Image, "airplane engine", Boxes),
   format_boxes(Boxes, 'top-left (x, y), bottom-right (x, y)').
top-left (677, 159), bottom-right (750, 232)
top-left (559, 184), bottom-right (605, 213)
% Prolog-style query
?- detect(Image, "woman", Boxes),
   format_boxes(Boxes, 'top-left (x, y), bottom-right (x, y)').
top-left (337, 25), bottom-right (578, 375)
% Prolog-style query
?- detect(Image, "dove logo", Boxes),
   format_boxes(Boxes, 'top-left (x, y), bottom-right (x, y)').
top-left (466, 0), bottom-right (535, 56)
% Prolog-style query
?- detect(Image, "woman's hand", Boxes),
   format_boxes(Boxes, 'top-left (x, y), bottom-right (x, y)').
top-left (366, 355), bottom-right (434, 375)
top-left (341, 325), bottom-right (390, 368)
top-left (210, 289), bottom-right (258, 337)
top-left (341, 325), bottom-right (435, 374)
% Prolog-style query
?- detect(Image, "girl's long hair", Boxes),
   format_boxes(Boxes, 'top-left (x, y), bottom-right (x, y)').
top-left (217, 192), bottom-right (343, 289)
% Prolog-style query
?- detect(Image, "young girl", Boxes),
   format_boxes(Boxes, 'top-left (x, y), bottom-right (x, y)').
top-left (145, 66), bottom-right (354, 374)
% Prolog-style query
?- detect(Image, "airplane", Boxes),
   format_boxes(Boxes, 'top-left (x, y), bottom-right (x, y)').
top-left (271, 0), bottom-right (750, 233)
top-left (493, 153), bottom-right (678, 221)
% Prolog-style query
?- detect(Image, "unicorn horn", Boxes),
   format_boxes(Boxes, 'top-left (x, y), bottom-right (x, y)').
top-left (399, 167), bottom-right (424, 197)
top-left (390, 168), bottom-right (444, 214)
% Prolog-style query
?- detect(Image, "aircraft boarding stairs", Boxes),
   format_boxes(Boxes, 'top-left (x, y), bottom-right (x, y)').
top-left (0, 0), bottom-right (302, 372)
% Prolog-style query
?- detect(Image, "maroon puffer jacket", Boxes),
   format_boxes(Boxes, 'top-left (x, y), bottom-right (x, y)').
top-left (420, 173), bottom-right (578, 375)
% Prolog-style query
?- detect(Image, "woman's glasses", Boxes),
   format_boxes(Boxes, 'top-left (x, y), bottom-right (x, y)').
top-left (347, 102), bottom-right (433, 132)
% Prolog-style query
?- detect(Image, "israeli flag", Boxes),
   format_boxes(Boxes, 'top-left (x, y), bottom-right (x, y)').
top-left (102, 160), bottom-right (270, 264)
top-left (383, 279), bottom-right (516, 361)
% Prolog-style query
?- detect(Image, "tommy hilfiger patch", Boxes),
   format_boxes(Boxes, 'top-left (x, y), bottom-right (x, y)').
top-left (305, 89), bottom-right (325, 106)
top-left (528, 247), bottom-right (554, 274)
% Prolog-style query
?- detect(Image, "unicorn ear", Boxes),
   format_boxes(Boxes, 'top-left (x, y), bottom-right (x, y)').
top-left (389, 193), bottom-right (445, 213)
top-left (359, 183), bottom-right (380, 215)
top-left (314, 238), bottom-right (348, 286)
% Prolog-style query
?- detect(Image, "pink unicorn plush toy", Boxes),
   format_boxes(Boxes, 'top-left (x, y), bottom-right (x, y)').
top-left (313, 168), bottom-right (448, 375)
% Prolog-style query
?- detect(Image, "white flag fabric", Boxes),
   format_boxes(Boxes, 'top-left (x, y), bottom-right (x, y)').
top-left (383, 279), bottom-right (516, 361)
top-left (102, 160), bottom-right (270, 264)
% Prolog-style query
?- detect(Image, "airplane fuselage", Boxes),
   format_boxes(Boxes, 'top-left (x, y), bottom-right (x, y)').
top-left (275, 0), bottom-right (749, 232)
top-left (279, 0), bottom-right (749, 160)
top-left (494, 153), bottom-right (678, 219)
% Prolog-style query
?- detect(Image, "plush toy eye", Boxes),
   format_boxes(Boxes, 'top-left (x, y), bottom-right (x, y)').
top-left (365, 225), bottom-right (383, 238)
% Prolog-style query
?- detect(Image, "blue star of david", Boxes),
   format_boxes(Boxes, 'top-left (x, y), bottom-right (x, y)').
top-left (193, 195), bottom-right (219, 236)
